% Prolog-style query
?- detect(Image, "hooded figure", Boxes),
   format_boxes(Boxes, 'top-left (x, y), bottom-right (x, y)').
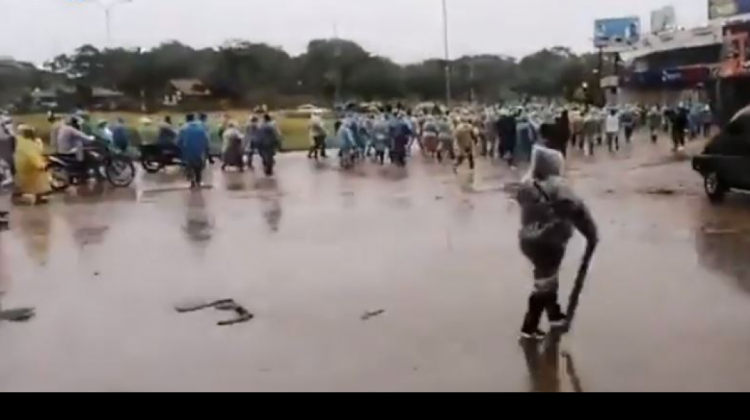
top-left (0, 116), bottom-right (15, 229)
top-left (14, 125), bottom-right (51, 204)
top-left (221, 121), bottom-right (244, 171)
top-left (177, 114), bottom-right (211, 189)
top-left (516, 145), bottom-right (599, 340)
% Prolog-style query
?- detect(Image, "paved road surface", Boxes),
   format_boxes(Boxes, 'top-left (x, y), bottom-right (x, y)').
top-left (1, 137), bottom-right (750, 392)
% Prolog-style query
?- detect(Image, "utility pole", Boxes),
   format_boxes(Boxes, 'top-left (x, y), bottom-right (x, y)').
top-left (93, 0), bottom-right (134, 48)
top-left (442, 0), bottom-right (452, 107)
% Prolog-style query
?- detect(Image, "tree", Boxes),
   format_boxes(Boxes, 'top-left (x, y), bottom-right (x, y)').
top-left (5, 38), bottom-right (602, 110)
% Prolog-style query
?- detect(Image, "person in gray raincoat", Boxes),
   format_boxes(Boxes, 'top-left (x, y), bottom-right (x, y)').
top-left (516, 145), bottom-right (599, 340)
top-left (0, 116), bottom-right (15, 230)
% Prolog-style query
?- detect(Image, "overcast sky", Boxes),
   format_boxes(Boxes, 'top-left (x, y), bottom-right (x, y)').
top-left (1, 0), bottom-right (709, 64)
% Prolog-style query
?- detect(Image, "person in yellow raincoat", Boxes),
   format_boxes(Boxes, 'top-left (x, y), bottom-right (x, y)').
top-left (14, 125), bottom-right (51, 205)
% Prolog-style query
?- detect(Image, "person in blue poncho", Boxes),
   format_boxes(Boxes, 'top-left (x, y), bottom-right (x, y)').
top-left (178, 113), bottom-right (211, 189)
top-left (337, 119), bottom-right (357, 169)
top-left (112, 118), bottom-right (129, 153)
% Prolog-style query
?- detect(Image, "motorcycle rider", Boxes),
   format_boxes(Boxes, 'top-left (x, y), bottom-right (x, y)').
top-left (55, 116), bottom-right (95, 177)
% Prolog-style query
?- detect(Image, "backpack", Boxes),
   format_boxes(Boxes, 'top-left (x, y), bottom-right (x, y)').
top-left (519, 180), bottom-right (574, 249)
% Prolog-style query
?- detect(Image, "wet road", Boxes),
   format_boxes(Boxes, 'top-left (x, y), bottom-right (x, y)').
top-left (2, 137), bottom-right (750, 392)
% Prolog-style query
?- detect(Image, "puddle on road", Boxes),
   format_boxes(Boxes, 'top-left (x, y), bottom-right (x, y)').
top-left (695, 202), bottom-right (750, 296)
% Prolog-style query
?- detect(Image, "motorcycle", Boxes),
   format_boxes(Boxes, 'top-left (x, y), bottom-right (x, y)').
top-left (139, 143), bottom-right (184, 173)
top-left (47, 139), bottom-right (136, 192)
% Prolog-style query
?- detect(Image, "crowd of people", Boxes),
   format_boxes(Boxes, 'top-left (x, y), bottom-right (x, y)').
top-left (0, 108), bottom-right (286, 230)
top-left (0, 99), bottom-right (713, 233)
top-left (321, 100), bottom-right (714, 172)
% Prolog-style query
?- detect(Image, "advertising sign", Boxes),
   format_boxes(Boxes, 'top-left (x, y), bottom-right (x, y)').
top-left (709, 0), bottom-right (750, 20)
top-left (719, 20), bottom-right (750, 77)
top-left (651, 6), bottom-right (677, 33)
top-left (594, 17), bottom-right (641, 51)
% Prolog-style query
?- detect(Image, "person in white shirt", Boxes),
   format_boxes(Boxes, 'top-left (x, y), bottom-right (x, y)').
top-left (605, 109), bottom-right (620, 152)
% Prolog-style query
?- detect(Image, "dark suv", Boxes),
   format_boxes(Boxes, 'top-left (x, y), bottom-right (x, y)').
top-left (693, 105), bottom-right (750, 203)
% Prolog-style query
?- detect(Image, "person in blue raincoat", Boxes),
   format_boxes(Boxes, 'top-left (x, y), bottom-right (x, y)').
top-left (372, 115), bottom-right (391, 165)
top-left (177, 113), bottom-right (211, 189)
top-left (336, 119), bottom-right (357, 168)
top-left (515, 110), bottom-right (536, 163)
top-left (256, 114), bottom-right (282, 176)
top-left (112, 118), bottom-right (129, 152)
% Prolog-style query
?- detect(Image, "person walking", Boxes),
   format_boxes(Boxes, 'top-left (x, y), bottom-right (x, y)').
top-left (516, 145), bottom-right (599, 340)
top-left (436, 116), bottom-right (455, 164)
top-left (0, 116), bottom-right (15, 230)
top-left (671, 105), bottom-right (688, 152)
top-left (453, 118), bottom-right (476, 172)
top-left (14, 125), bottom-right (51, 205)
top-left (178, 114), bottom-right (211, 189)
top-left (244, 115), bottom-right (261, 169)
top-left (582, 111), bottom-right (599, 156)
top-left (648, 106), bottom-right (662, 144)
top-left (605, 109), bottom-right (620, 152)
top-left (308, 113), bottom-right (328, 160)
top-left (554, 110), bottom-right (571, 157)
top-left (620, 108), bottom-right (635, 144)
top-left (221, 121), bottom-right (245, 172)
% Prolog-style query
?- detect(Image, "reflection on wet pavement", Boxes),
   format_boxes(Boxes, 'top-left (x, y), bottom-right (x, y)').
top-left (694, 201), bottom-right (750, 295)
top-left (521, 334), bottom-right (583, 393)
top-left (16, 206), bottom-right (52, 265)
top-left (2, 140), bottom-right (750, 391)
top-left (183, 192), bottom-right (214, 243)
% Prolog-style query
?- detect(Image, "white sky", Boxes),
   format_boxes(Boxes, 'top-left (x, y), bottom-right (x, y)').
top-left (0, 0), bottom-right (710, 64)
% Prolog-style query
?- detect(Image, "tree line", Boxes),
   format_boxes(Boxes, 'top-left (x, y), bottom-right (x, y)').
top-left (1, 39), bottom-right (605, 111)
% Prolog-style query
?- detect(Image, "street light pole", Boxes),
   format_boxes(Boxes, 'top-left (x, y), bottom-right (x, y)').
top-left (442, 0), bottom-right (452, 107)
top-left (94, 0), bottom-right (133, 48)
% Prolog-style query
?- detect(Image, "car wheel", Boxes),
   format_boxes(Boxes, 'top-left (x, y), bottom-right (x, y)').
top-left (705, 172), bottom-right (727, 204)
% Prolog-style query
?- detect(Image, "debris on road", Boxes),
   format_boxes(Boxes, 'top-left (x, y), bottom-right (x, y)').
top-left (361, 309), bottom-right (385, 321)
top-left (0, 308), bottom-right (36, 323)
top-left (175, 299), bottom-right (254, 326)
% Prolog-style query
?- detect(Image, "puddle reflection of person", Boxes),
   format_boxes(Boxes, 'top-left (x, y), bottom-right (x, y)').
top-left (18, 206), bottom-right (53, 265)
top-left (0, 235), bottom-right (35, 322)
top-left (184, 191), bottom-right (214, 243)
top-left (520, 332), bottom-right (583, 393)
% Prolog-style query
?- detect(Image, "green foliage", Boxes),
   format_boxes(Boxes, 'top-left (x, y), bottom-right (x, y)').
top-left (2, 40), bottom-right (600, 110)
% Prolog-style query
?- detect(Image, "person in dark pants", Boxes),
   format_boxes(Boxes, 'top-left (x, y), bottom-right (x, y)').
top-left (308, 114), bottom-right (328, 160)
top-left (497, 112), bottom-right (518, 165)
top-left (671, 106), bottom-right (689, 152)
top-left (178, 114), bottom-right (211, 189)
top-left (554, 110), bottom-right (571, 157)
top-left (454, 119), bottom-right (476, 171)
top-left (516, 145), bottom-right (599, 340)
top-left (0, 116), bottom-right (15, 230)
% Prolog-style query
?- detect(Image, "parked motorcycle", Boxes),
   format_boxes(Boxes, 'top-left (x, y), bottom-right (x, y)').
top-left (47, 140), bottom-right (135, 191)
top-left (139, 143), bottom-right (184, 173)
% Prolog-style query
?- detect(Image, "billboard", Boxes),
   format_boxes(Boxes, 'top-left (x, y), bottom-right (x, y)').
top-left (651, 6), bottom-right (677, 33)
top-left (594, 17), bottom-right (641, 51)
top-left (709, 0), bottom-right (750, 20)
